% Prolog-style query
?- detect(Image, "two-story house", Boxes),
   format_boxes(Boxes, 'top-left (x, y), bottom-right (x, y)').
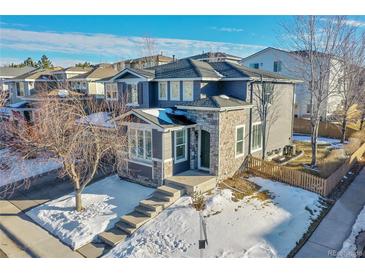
top-left (241, 47), bottom-right (343, 119)
top-left (113, 54), bottom-right (174, 71)
top-left (98, 58), bottom-right (299, 188)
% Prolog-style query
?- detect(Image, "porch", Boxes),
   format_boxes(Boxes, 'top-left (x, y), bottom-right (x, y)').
top-left (164, 169), bottom-right (217, 195)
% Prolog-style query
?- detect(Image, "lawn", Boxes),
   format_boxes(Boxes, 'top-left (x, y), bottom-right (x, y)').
top-left (104, 176), bottom-right (326, 258)
top-left (26, 175), bottom-right (155, 250)
top-left (285, 134), bottom-right (345, 177)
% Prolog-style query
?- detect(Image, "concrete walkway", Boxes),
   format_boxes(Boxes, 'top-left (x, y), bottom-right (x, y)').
top-left (296, 168), bottom-right (365, 258)
top-left (0, 180), bottom-right (83, 258)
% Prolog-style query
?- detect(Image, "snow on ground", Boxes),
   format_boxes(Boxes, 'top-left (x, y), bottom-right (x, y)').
top-left (293, 134), bottom-right (344, 149)
top-left (337, 205), bottom-right (365, 258)
top-left (26, 175), bottom-right (155, 250)
top-left (105, 177), bottom-right (324, 258)
top-left (0, 149), bottom-right (61, 187)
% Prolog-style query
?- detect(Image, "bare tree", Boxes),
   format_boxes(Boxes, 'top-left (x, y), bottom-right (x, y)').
top-left (252, 78), bottom-right (282, 159)
top-left (283, 16), bottom-right (352, 166)
top-left (0, 89), bottom-right (9, 107)
top-left (4, 96), bottom-right (128, 211)
top-left (333, 31), bottom-right (365, 142)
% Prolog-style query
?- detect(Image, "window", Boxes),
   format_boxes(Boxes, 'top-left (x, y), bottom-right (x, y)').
top-left (249, 63), bottom-right (260, 69)
top-left (306, 104), bottom-right (311, 114)
top-left (273, 61), bottom-right (282, 72)
top-left (251, 122), bottom-right (263, 152)
top-left (174, 129), bottom-right (187, 162)
top-left (235, 125), bottom-right (245, 157)
top-left (170, 81), bottom-right (180, 101)
top-left (263, 83), bottom-right (274, 104)
top-left (129, 128), bottom-right (152, 161)
top-left (105, 83), bottom-right (118, 100)
top-left (158, 81), bottom-right (167, 100)
top-left (16, 82), bottom-right (25, 97)
top-left (127, 84), bottom-right (138, 105)
top-left (182, 81), bottom-right (193, 101)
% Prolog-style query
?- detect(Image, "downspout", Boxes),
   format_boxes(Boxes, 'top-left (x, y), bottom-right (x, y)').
top-left (248, 81), bottom-right (254, 155)
top-left (291, 83), bottom-right (296, 145)
top-left (161, 131), bottom-right (165, 186)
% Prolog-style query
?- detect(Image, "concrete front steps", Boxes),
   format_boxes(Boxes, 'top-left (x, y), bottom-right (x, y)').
top-left (95, 184), bottom-right (185, 254)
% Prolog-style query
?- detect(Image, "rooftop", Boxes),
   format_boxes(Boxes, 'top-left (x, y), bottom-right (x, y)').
top-left (176, 95), bottom-right (252, 111)
top-left (0, 66), bottom-right (36, 78)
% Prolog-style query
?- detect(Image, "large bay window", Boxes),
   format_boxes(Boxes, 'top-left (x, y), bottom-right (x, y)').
top-left (182, 81), bottom-right (193, 101)
top-left (129, 128), bottom-right (152, 161)
top-left (158, 81), bottom-right (167, 100)
top-left (170, 81), bottom-right (180, 101)
top-left (251, 122), bottom-right (263, 152)
top-left (235, 125), bottom-right (245, 157)
top-left (174, 129), bottom-right (187, 163)
top-left (127, 84), bottom-right (138, 105)
top-left (105, 83), bottom-right (118, 100)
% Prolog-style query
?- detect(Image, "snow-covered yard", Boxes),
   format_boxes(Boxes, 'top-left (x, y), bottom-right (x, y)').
top-left (0, 149), bottom-right (61, 187)
top-left (293, 134), bottom-right (344, 149)
top-left (337, 205), bottom-right (365, 258)
top-left (26, 175), bottom-right (155, 250)
top-left (105, 177), bottom-right (325, 258)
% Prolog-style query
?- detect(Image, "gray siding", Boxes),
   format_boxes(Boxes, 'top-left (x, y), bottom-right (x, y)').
top-left (152, 129), bottom-right (162, 160)
top-left (128, 161), bottom-right (153, 180)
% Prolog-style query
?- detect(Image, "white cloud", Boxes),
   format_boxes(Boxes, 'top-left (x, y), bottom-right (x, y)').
top-left (211, 26), bottom-right (244, 33)
top-left (343, 19), bottom-right (365, 27)
top-left (0, 27), bottom-right (265, 64)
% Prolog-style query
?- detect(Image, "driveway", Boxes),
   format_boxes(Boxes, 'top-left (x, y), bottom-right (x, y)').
top-left (295, 168), bottom-right (365, 258)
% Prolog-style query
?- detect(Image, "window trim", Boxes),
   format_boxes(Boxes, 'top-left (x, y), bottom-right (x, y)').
top-left (182, 81), bottom-right (194, 101)
top-left (251, 122), bottom-right (263, 153)
top-left (273, 60), bottom-right (282, 72)
top-left (170, 81), bottom-right (180, 101)
top-left (105, 82), bottom-right (118, 101)
top-left (174, 129), bottom-right (188, 164)
top-left (128, 128), bottom-right (152, 163)
top-left (158, 81), bottom-right (168, 101)
top-left (126, 83), bottom-right (139, 106)
top-left (235, 125), bottom-right (245, 158)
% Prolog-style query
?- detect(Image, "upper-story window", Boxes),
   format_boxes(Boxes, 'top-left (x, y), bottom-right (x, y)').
top-left (105, 83), bottom-right (118, 100)
top-left (127, 84), bottom-right (138, 105)
top-left (170, 81), bottom-right (180, 101)
top-left (158, 81), bottom-right (167, 100)
top-left (182, 81), bottom-right (193, 101)
top-left (16, 82), bottom-right (25, 97)
top-left (249, 63), bottom-right (260, 69)
top-left (273, 61), bottom-right (282, 72)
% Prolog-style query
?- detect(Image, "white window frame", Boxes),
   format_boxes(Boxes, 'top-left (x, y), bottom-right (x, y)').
top-left (16, 82), bottom-right (26, 97)
top-left (105, 82), bottom-right (118, 101)
top-left (127, 83), bottom-right (139, 106)
top-left (174, 129), bottom-right (188, 163)
top-left (170, 81), bottom-right (180, 101)
top-left (235, 125), bottom-right (245, 158)
top-left (158, 81), bottom-right (168, 101)
top-left (251, 122), bottom-right (263, 153)
top-left (129, 128), bottom-right (152, 162)
top-left (182, 81), bottom-right (194, 101)
top-left (273, 61), bottom-right (282, 72)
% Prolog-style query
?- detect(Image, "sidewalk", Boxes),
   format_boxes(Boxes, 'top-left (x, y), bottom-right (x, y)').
top-left (295, 168), bottom-right (365, 258)
top-left (0, 181), bottom-right (83, 258)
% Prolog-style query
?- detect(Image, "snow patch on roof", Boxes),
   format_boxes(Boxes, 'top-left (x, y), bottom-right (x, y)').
top-left (141, 108), bottom-right (187, 124)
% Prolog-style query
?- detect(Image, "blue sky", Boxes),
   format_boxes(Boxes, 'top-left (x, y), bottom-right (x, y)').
top-left (1, 15), bottom-right (365, 67)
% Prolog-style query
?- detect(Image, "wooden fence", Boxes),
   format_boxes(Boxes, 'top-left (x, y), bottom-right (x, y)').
top-left (246, 142), bottom-right (365, 196)
top-left (293, 118), bottom-right (357, 140)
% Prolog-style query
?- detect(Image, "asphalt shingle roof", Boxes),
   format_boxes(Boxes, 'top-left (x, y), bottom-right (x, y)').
top-left (70, 65), bottom-right (119, 80)
top-left (0, 66), bottom-right (36, 78)
top-left (11, 68), bottom-right (63, 80)
top-left (176, 95), bottom-right (252, 109)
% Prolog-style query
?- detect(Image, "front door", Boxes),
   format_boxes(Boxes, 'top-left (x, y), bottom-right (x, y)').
top-left (200, 130), bottom-right (210, 170)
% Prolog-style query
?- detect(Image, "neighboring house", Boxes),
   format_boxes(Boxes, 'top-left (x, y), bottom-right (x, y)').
top-left (186, 52), bottom-right (243, 63)
top-left (113, 54), bottom-right (174, 71)
top-left (241, 47), bottom-right (343, 119)
top-left (68, 64), bottom-right (119, 97)
top-left (99, 58), bottom-right (298, 187)
top-left (6, 67), bottom-right (63, 104)
top-left (0, 66), bottom-right (35, 94)
top-left (51, 66), bottom-right (93, 82)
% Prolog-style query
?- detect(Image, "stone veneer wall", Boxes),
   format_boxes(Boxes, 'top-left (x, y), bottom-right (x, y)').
top-left (218, 109), bottom-right (250, 180)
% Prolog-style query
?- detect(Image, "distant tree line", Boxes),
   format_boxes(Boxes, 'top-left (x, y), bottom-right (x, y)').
top-left (8, 55), bottom-right (54, 69)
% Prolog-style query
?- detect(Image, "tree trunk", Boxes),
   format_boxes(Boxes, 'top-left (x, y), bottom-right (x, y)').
top-left (341, 115), bottom-right (347, 144)
top-left (360, 111), bottom-right (365, 130)
top-left (75, 189), bottom-right (82, 212)
top-left (310, 121), bottom-right (319, 167)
